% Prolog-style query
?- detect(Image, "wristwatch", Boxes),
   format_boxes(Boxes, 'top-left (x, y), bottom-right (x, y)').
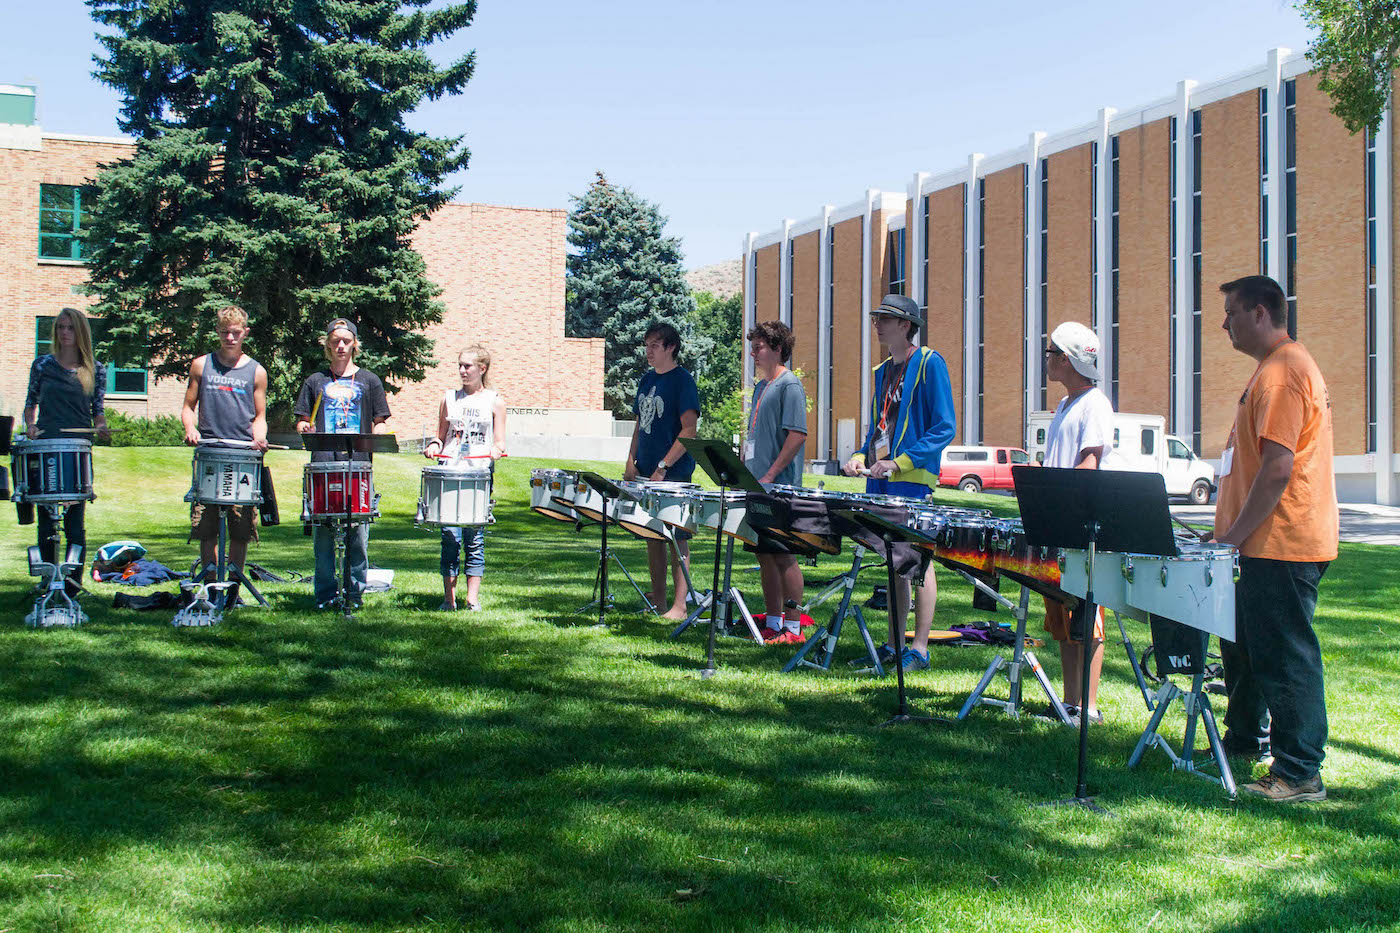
top-left (658, 460), bottom-right (670, 472)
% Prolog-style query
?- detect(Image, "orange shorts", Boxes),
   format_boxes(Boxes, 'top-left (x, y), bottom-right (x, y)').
top-left (1043, 598), bottom-right (1104, 643)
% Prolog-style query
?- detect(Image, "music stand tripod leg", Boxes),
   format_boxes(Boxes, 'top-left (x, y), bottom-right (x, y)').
top-left (718, 537), bottom-right (762, 644)
top-left (608, 546), bottom-right (656, 614)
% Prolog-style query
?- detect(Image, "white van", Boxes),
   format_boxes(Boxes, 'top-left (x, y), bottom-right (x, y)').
top-left (1026, 410), bottom-right (1216, 504)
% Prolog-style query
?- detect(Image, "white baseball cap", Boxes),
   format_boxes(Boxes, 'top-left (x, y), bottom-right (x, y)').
top-left (1049, 321), bottom-right (1101, 381)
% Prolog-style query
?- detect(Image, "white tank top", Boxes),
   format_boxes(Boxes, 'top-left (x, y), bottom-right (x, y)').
top-left (442, 387), bottom-right (497, 463)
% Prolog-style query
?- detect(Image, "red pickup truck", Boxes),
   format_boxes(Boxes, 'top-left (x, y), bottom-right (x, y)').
top-left (937, 446), bottom-right (1032, 494)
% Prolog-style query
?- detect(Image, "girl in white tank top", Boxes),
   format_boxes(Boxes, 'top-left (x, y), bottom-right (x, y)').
top-left (423, 346), bottom-right (508, 610)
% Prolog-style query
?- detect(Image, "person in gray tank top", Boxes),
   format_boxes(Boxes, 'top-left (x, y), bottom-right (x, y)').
top-left (179, 305), bottom-right (269, 590)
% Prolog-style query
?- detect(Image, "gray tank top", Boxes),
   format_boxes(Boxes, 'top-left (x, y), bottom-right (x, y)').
top-left (197, 353), bottom-right (259, 444)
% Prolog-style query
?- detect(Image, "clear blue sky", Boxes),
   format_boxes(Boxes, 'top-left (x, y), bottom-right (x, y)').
top-left (6, 0), bottom-right (1315, 269)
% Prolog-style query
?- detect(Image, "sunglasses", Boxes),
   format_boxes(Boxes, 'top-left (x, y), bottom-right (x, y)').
top-left (1044, 346), bottom-right (1065, 357)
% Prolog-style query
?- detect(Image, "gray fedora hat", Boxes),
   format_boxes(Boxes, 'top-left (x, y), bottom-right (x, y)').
top-left (871, 294), bottom-right (922, 326)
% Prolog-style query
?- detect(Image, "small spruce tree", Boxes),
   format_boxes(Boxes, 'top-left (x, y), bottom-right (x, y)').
top-left (565, 173), bottom-right (704, 417)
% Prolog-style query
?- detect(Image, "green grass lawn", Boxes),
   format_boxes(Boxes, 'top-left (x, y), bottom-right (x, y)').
top-left (1, 449), bottom-right (1397, 931)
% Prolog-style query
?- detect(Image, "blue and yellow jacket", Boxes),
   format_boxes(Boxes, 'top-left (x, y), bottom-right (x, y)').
top-left (851, 346), bottom-right (957, 488)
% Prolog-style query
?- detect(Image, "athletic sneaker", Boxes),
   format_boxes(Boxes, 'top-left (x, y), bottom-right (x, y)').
top-left (899, 647), bottom-right (930, 671)
top-left (776, 629), bottom-right (806, 645)
top-left (1243, 771), bottom-right (1326, 803)
top-left (761, 627), bottom-right (788, 643)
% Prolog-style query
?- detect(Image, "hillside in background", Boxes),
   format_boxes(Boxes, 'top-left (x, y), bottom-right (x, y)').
top-left (686, 258), bottom-right (741, 298)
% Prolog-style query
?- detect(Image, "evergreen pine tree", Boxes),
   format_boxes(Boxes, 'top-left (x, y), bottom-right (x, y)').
top-left (565, 173), bottom-right (704, 417)
top-left (82, 0), bottom-right (476, 422)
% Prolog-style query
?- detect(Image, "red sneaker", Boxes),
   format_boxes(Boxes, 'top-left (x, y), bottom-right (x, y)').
top-left (761, 626), bottom-right (788, 643)
top-left (776, 629), bottom-right (807, 645)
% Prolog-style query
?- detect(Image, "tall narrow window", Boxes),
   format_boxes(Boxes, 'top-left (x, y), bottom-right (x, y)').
top-left (1285, 78), bottom-right (1298, 336)
top-left (787, 240), bottom-right (795, 320)
top-left (1091, 142), bottom-right (1099, 330)
top-left (1191, 109), bottom-right (1203, 454)
top-left (886, 228), bottom-right (906, 295)
top-left (1038, 158), bottom-right (1049, 410)
top-left (920, 194), bottom-right (930, 315)
top-left (977, 178), bottom-right (986, 442)
top-left (1110, 134), bottom-right (1120, 407)
top-left (1169, 116), bottom-right (1178, 434)
top-left (1259, 88), bottom-right (1270, 273)
top-left (1366, 128), bottom-right (1379, 452)
top-left (39, 184), bottom-right (96, 261)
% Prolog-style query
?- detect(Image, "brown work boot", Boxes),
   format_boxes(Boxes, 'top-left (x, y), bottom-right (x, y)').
top-left (1243, 770), bottom-right (1326, 803)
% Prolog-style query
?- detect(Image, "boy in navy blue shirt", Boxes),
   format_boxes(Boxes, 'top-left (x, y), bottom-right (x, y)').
top-left (623, 322), bottom-right (699, 619)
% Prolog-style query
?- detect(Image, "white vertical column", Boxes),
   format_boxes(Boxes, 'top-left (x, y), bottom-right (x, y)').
top-left (1024, 131), bottom-right (1045, 443)
top-left (743, 231), bottom-right (756, 394)
top-left (860, 189), bottom-right (877, 440)
top-left (1266, 48), bottom-right (1288, 287)
top-left (1376, 97), bottom-right (1395, 504)
top-left (963, 153), bottom-right (984, 445)
top-left (779, 219), bottom-right (794, 327)
top-left (1095, 108), bottom-right (1116, 387)
top-left (909, 171), bottom-right (930, 344)
top-left (817, 205), bottom-right (834, 461)
top-left (1173, 80), bottom-right (1196, 442)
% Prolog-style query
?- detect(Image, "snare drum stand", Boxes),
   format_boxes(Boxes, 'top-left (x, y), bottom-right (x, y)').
top-left (25, 503), bottom-right (87, 628)
top-left (669, 533), bottom-right (763, 645)
top-left (186, 506), bottom-right (268, 617)
top-left (1128, 628), bottom-right (1237, 797)
top-left (574, 473), bottom-right (655, 624)
top-left (958, 583), bottom-right (1073, 724)
top-left (782, 545), bottom-right (885, 675)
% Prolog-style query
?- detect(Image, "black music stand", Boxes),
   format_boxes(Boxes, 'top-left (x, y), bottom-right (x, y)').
top-left (574, 471), bottom-right (655, 625)
top-left (832, 507), bottom-right (946, 727)
top-left (679, 438), bottom-right (765, 679)
top-left (1015, 465), bottom-right (1176, 814)
top-left (300, 432), bottom-right (398, 618)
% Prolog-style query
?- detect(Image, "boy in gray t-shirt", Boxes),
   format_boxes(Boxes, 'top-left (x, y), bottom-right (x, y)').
top-left (744, 321), bottom-right (809, 644)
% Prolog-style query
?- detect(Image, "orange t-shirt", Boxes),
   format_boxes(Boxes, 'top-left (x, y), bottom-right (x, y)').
top-left (1214, 340), bottom-right (1338, 562)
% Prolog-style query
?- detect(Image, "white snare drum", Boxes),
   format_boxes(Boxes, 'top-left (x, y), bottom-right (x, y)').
top-left (639, 481), bottom-right (701, 533)
top-left (693, 490), bottom-right (758, 546)
top-left (12, 437), bottom-right (94, 504)
top-left (303, 461), bottom-right (377, 523)
top-left (530, 468), bottom-right (578, 522)
top-left (570, 480), bottom-right (608, 523)
top-left (189, 444), bottom-right (263, 506)
top-left (418, 466), bottom-right (492, 527)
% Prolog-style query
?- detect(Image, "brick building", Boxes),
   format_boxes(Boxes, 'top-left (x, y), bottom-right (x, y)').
top-left (742, 49), bottom-right (1399, 505)
top-left (0, 84), bottom-right (605, 446)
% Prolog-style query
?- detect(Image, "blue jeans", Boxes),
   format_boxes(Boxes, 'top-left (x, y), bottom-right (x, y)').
top-left (440, 525), bottom-right (486, 578)
top-left (1221, 556), bottom-right (1330, 782)
top-left (312, 522), bottom-right (369, 604)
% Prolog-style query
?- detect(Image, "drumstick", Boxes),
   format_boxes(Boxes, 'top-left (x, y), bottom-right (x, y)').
top-left (1171, 513), bottom-right (1208, 536)
top-left (60, 426), bottom-right (102, 433)
top-left (201, 437), bottom-right (290, 450)
top-left (428, 452), bottom-right (507, 460)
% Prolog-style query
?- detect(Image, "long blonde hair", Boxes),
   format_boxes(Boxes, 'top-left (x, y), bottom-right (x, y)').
top-left (51, 307), bottom-right (96, 395)
top-left (460, 345), bottom-right (492, 388)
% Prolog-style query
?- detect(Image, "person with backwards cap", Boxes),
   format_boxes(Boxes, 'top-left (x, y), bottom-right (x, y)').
top-left (294, 318), bottom-right (391, 609)
top-left (842, 294), bottom-right (957, 673)
top-left (1040, 320), bottom-right (1116, 725)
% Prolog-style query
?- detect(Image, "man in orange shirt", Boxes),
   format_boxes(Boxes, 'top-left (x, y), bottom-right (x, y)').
top-left (1209, 275), bottom-right (1338, 803)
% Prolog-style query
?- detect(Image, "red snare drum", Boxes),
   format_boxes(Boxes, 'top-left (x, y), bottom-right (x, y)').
top-left (304, 461), bottom-right (376, 522)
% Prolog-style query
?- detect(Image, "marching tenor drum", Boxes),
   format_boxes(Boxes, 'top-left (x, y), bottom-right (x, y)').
top-left (693, 490), bottom-right (758, 546)
top-left (530, 468), bottom-right (578, 522)
top-left (303, 461), bottom-right (377, 523)
top-left (417, 466), bottom-right (492, 527)
top-left (11, 437), bottom-right (94, 504)
top-left (990, 518), bottom-right (1063, 599)
top-left (188, 444), bottom-right (263, 506)
top-left (638, 481), bottom-right (702, 534)
top-left (612, 480), bottom-right (671, 541)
